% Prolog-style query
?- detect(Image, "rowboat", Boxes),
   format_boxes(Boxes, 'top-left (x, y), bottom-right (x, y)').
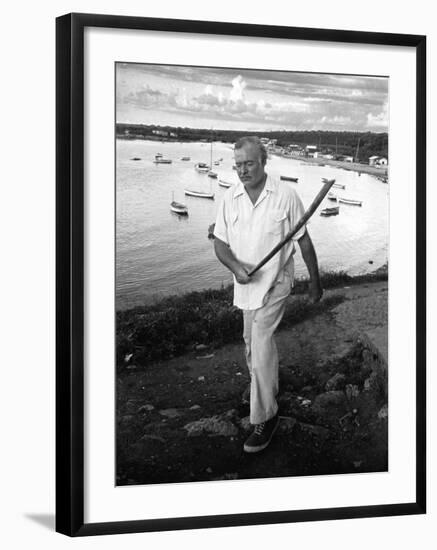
top-left (338, 197), bottom-right (362, 206)
top-left (170, 200), bottom-right (188, 215)
top-left (280, 175), bottom-right (299, 182)
top-left (320, 206), bottom-right (340, 216)
top-left (181, 156), bottom-right (191, 161)
top-left (327, 192), bottom-right (338, 201)
top-left (218, 179), bottom-right (232, 188)
top-left (207, 171), bottom-right (218, 178)
top-left (184, 189), bottom-right (214, 199)
top-left (195, 162), bottom-right (209, 173)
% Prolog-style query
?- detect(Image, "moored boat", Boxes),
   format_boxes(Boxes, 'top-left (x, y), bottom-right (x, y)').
top-left (320, 206), bottom-right (340, 216)
top-left (207, 171), bottom-right (218, 178)
top-left (280, 175), bottom-right (299, 182)
top-left (153, 158), bottom-right (172, 164)
top-left (218, 179), bottom-right (232, 188)
top-left (332, 183), bottom-right (345, 190)
top-left (327, 192), bottom-right (338, 201)
top-left (195, 162), bottom-right (210, 173)
top-left (170, 201), bottom-right (188, 215)
top-left (181, 156), bottom-right (191, 161)
top-left (184, 189), bottom-right (214, 199)
top-left (338, 197), bottom-right (362, 206)
top-left (131, 157), bottom-right (141, 161)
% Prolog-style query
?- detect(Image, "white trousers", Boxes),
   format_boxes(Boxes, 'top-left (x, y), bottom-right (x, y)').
top-left (242, 274), bottom-right (291, 424)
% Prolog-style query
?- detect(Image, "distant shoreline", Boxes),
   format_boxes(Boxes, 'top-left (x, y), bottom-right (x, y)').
top-left (117, 135), bottom-right (388, 180)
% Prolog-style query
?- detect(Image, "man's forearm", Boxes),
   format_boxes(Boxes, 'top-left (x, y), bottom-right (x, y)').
top-left (298, 231), bottom-right (320, 283)
top-left (214, 238), bottom-right (241, 274)
top-left (214, 237), bottom-right (250, 284)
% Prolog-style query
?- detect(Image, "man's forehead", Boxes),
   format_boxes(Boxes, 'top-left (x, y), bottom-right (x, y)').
top-left (234, 145), bottom-right (261, 160)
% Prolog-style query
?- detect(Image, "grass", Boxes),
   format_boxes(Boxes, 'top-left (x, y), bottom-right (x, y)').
top-left (116, 266), bottom-right (388, 369)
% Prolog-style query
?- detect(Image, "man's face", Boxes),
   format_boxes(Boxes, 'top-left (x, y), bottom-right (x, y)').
top-left (234, 144), bottom-right (266, 189)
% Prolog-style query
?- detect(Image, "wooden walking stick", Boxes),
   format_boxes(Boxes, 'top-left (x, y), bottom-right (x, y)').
top-left (248, 180), bottom-right (335, 277)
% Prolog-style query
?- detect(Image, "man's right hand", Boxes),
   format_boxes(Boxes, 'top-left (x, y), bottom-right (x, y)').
top-left (234, 265), bottom-right (251, 284)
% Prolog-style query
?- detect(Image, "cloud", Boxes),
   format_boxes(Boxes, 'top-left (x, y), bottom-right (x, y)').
top-left (230, 75), bottom-right (247, 102)
top-left (366, 101), bottom-right (388, 129)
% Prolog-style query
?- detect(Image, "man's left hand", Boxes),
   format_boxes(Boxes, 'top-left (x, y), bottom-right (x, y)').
top-left (308, 281), bottom-right (323, 304)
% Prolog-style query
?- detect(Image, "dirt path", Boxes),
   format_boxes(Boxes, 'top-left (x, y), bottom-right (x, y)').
top-left (117, 281), bottom-right (388, 486)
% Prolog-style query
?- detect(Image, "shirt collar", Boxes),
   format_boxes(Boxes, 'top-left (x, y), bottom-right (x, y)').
top-left (233, 173), bottom-right (276, 198)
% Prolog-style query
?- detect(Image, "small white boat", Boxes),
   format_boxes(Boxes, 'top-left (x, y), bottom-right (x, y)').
top-left (170, 201), bottom-right (188, 215)
top-left (320, 206), bottom-right (340, 216)
top-left (184, 189), bottom-right (214, 199)
top-left (207, 171), bottom-right (218, 178)
top-left (339, 197), bottom-right (363, 206)
top-left (195, 162), bottom-right (210, 173)
top-left (218, 179), bottom-right (232, 188)
top-left (154, 155), bottom-right (172, 164)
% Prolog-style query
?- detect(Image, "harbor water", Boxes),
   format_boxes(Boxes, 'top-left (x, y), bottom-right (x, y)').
top-left (116, 139), bottom-right (388, 310)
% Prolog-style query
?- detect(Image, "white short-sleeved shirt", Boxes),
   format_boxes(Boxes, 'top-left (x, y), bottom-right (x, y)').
top-left (214, 175), bottom-right (306, 310)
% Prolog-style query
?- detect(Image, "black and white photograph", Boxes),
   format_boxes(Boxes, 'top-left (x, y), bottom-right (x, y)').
top-left (115, 63), bottom-right (390, 486)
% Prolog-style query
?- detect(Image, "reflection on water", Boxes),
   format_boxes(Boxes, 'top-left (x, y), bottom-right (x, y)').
top-left (116, 139), bottom-right (388, 310)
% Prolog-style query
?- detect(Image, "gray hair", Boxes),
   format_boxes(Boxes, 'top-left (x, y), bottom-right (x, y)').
top-left (234, 136), bottom-right (267, 164)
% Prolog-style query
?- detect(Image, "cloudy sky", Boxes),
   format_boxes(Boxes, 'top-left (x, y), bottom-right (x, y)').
top-left (116, 63), bottom-right (388, 132)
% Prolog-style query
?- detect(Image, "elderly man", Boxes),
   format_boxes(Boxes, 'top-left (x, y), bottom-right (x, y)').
top-left (213, 136), bottom-right (322, 453)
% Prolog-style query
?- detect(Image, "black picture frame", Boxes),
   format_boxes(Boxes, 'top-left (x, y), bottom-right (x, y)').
top-left (56, 12), bottom-right (426, 537)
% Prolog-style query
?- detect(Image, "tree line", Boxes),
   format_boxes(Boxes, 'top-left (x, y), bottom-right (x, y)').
top-left (116, 124), bottom-right (388, 162)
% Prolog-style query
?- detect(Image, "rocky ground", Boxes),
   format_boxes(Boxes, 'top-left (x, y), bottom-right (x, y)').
top-left (116, 281), bottom-right (388, 486)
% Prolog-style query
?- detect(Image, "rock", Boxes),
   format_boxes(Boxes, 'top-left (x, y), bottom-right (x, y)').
top-left (239, 416), bottom-right (251, 431)
top-left (223, 409), bottom-right (238, 420)
top-left (312, 391), bottom-right (347, 416)
top-left (378, 404), bottom-right (388, 419)
top-left (345, 384), bottom-right (360, 400)
top-left (301, 385), bottom-right (314, 394)
top-left (301, 399), bottom-right (312, 407)
top-left (189, 405), bottom-right (201, 410)
top-left (278, 416), bottom-right (297, 434)
top-left (159, 408), bottom-right (182, 419)
top-left (124, 353), bottom-right (133, 363)
top-left (140, 434), bottom-right (166, 443)
top-left (138, 404), bottom-right (155, 413)
top-left (197, 376), bottom-right (205, 382)
top-left (206, 467), bottom-right (213, 473)
top-left (298, 422), bottom-right (331, 441)
top-left (325, 373), bottom-right (346, 391)
top-left (183, 415), bottom-right (238, 437)
top-left (213, 473), bottom-right (238, 481)
top-left (119, 414), bottom-right (134, 424)
top-left (195, 344), bottom-right (208, 351)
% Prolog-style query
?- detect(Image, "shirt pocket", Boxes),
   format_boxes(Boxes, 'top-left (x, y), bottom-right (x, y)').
top-left (266, 209), bottom-right (288, 236)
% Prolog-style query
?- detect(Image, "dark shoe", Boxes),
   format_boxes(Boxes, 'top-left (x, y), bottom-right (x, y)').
top-left (243, 414), bottom-right (280, 453)
top-left (241, 383), bottom-right (251, 405)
